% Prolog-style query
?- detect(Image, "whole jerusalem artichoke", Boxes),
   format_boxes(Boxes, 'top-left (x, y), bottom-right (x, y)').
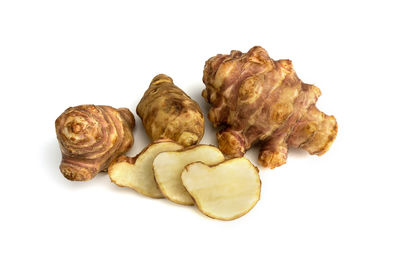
top-left (202, 46), bottom-right (337, 168)
top-left (137, 74), bottom-right (204, 147)
top-left (55, 105), bottom-right (135, 181)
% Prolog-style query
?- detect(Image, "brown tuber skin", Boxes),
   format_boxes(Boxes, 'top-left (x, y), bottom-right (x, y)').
top-left (55, 105), bottom-right (135, 181)
top-left (202, 46), bottom-right (338, 168)
top-left (137, 74), bottom-right (204, 147)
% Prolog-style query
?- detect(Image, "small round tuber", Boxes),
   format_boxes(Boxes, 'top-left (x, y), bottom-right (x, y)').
top-left (55, 105), bottom-right (135, 181)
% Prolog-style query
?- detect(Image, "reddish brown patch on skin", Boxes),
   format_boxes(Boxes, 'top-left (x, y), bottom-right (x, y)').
top-left (55, 105), bottom-right (135, 181)
top-left (202, 46), bottom-right (338, 168)
top-left (71, 123), bottom-right (82, 134)
top-left (217, 129), bottom-right (246, 158)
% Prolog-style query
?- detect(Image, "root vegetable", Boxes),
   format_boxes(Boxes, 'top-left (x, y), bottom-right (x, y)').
top-left (181, 157), bottom-right (261, 221)
top-left (153, 145), bottom-right (225, 205)
top-left (55, 105), bottom-right (135, 181)
top-left (202, 46), bottom-right (338, 168)
top-left (137, 74), bottom-right (204, 147)
top-left (108, 140), bottom-right (183, 198)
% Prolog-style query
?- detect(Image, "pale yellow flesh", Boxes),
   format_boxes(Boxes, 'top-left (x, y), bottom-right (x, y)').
top-left (109, 142), bottom-right (183, 198)
top-left (181, 158), bottom-right (261, 220)
top-left (153, 145), bottom-right (225, 205)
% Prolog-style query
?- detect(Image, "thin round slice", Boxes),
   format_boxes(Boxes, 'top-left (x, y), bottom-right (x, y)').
top-left (181, 157), bottom-right (261, 220)
top-left (108, 140), bottom-right (183, 198)
top-left (153, 145), bottom-right (225, 205)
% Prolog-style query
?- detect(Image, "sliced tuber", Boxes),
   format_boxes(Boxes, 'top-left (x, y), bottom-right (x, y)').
top-left (153, 145), bottom-right (225, 205)
top-left (181, 157), bottom-right (261, 221)
top-left (108, 140), bottom-right (183, 198)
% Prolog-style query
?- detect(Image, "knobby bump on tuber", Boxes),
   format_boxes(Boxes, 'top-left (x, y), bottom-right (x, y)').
top-left (55, 105), bottom-right (135, 181)
top-left (202, 46), bottom-right (338, 168)
top-left (137, 74), bottom-right (205, 147)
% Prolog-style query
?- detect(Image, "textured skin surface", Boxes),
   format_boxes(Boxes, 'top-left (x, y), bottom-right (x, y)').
top-left (137, 74), bottom-right (204, 147)
top-left (55, 105), bottom-right (135, 181)
top-left (202, 46), bottom-right (338, 168)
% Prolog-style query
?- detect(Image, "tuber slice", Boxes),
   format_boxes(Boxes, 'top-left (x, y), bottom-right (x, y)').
top-left (153, 145), bottom-right (225, 205)
top-left (181, 157), bottom-right (261, 221)
top-left (108, 140), bottom-right (183, 198)
top-left (55, 105), bottom-right (135, 181)
top-left (137, 74), bottom-right (205, 147)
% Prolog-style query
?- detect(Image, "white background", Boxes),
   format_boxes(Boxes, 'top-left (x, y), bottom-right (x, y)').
top-left (1, 0), bottom-right (399, 266)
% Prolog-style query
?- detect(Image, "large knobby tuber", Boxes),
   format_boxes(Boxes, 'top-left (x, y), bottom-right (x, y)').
top-left (202, 46), bottom-right (338, 168)
top-left (55, 105), bottom-right (135, 181)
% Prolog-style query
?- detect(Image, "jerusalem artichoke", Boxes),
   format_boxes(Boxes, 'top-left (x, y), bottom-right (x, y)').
top-left (202, 46), bottom-right (338, 168)
top-left (137, 74), bottom-right (204, 147)
top-left (55, 105), bottom-right (135, 181)
top-left (153, 145), bottom-right (225, 205)
top-left (181, 157), bottom-right (261, 220)
top-left (108, 139), bottom-right (183, 198)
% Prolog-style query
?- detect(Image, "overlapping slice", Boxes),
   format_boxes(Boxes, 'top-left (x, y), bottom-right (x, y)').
top-left (108, 140), bottom-right (183, 198)
top-left (153, 145), bottom-right (225, 205)
top-left (181, 157), bottom-right (261, 220)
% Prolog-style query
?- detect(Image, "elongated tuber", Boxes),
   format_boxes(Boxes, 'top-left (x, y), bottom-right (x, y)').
top-left (55, 105), bottom-right (134, 181)
top-left (137, 74), bottom-right (204, 147)
top-left (181, 157), bottom-right (261, 220)
top-left (202, 46), bottom-right (338, 168)
top-left (108, 139), bottom-right (183, 198)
